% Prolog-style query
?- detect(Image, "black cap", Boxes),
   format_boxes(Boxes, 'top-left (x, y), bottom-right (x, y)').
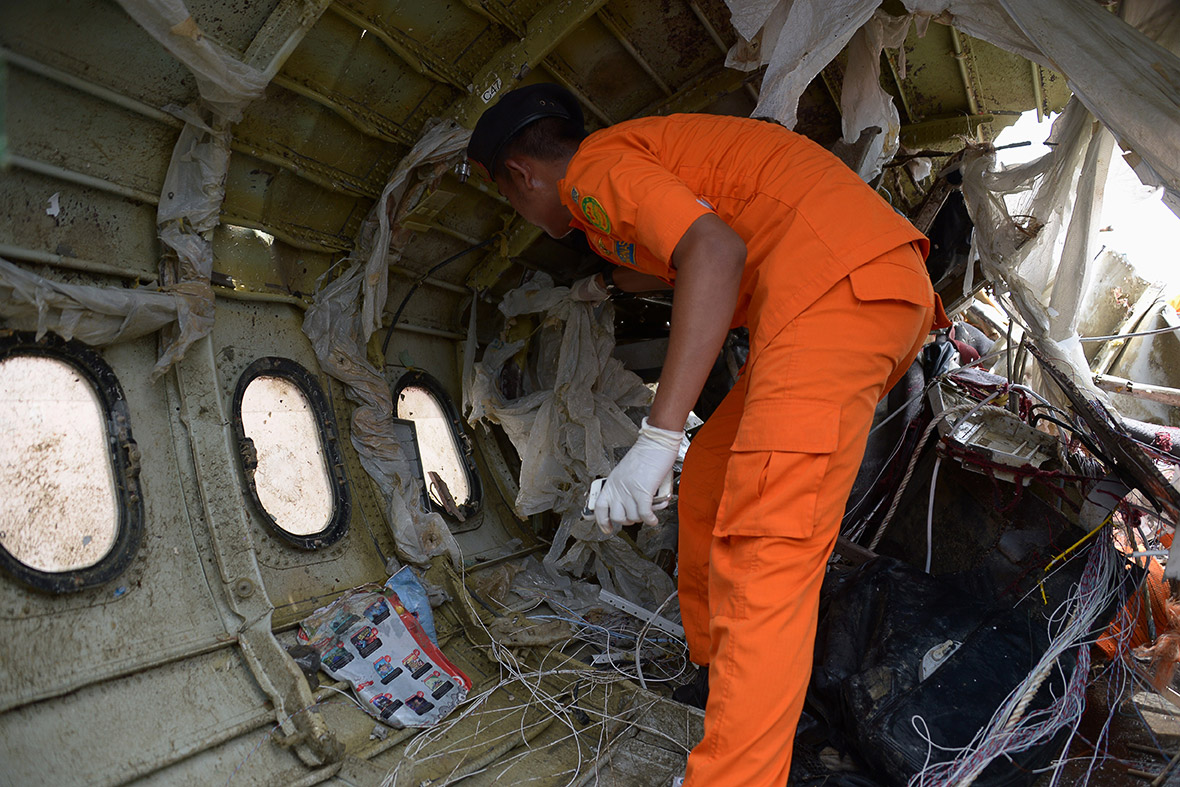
top-left (467, 83), bottom-right (584, 180)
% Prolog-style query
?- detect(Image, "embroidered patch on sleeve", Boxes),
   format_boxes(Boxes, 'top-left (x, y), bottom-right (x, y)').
top-left (580, 196), bottom-right (611, 234)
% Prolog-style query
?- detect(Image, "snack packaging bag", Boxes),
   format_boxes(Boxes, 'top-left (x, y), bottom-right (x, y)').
top-left (298, 569), bottom-right (470, 727)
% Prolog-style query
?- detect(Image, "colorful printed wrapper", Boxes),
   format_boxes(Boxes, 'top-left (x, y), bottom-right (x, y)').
top-left (298, 571), bottom-right (470, 728)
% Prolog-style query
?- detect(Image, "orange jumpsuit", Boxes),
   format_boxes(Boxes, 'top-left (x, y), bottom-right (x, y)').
top-left (558, 114), bottom-right (945, 785)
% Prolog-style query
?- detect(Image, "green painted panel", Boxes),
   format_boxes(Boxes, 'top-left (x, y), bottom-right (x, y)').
top-left (222, 155), bottom-right (365, 252)
top-left (234, 85), bottom-right (403, 198)
top-left (7, 68), bottom-right (174, 198)
top-left (0, 0), bottom-right (196, 109)
top-left (0, 169), bottom-right (159, 276)
top-left (280, 9), bottom-right (455, 143)
top-left (549, 17), bottom-right (666, 122)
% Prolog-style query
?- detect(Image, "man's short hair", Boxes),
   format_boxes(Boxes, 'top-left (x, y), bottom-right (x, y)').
top-left (467, 83), bottom-right (586, 180)
top-left (493, 116), bottom-right (586, 179)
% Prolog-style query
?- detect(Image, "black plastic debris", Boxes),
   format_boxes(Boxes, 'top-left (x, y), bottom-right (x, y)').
top-left (810, 557), bottom-right (1075, 787)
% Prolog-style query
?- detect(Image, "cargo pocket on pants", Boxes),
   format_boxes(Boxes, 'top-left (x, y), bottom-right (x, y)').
top-left (714, 397), bottom-right (840, 539)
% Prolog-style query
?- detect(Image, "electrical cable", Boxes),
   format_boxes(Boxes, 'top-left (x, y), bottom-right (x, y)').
top-left (908, 536), bottom-right (1123, 787)
top-left (867, 392), bottom-right (1005, 551)
top-left (926, 456), bottom-right (942, 574)
top-left (1079, 324), bottom-right (1180, 343)
top-left (635, 590), bottom-right (678, 691)
top-left (380, 237), bottom-right (494, 358)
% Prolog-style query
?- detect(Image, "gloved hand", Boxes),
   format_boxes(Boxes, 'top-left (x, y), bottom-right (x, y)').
top-left (595, 417), bottom-right (682, 534)
top-left (569, 273), bottom-right (611, 303)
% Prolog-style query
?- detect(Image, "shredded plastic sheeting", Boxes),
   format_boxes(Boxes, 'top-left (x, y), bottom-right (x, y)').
top-left (113, 0), bottom-right (267, 121)
top-left (304, 122), bottom-right (471, 568)
top-left (731, 0), bottom-right (1180, 201)
top-left (0, 257), bottom-right (179, 345)
top-left (354, 123), bottom-right (472, 344)
top-left (958, 100), bottom-right (1114, 403)
top-left (150, 106), bottom-right (230, 380)
top-left (114, 0), bottom-right (267, 379)
top-left (900, 0), bottom-right (1045, 65)
top-left (468, 275), bottom-right (676, 609)
top-left (840, 10), bottom-right (913, 179)
top-left (726, 0), bottom-right (879, 134)
top-left (998, 0), bottom-right (1180, 219)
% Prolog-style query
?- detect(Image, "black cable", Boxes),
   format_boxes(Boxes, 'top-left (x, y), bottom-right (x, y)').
top-left (1030, 412), bottom-right (1114, 465)
top-left (380, 237), bottom-right (495, 358)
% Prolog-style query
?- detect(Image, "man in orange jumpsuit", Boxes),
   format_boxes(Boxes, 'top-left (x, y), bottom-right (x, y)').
top-left (467, 83), bottom-right (946, 785)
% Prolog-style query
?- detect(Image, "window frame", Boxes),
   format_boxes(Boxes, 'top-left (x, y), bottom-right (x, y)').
top-left (391, 370), bottom-right (483, 524)
top-left (0, 331), bottom-right (144, 593)
top-left (231, 357), bottom-right (351, 550)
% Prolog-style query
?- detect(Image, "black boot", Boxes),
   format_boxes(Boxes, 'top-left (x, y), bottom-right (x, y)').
top-left (671, 664), bottom-right (709, 709)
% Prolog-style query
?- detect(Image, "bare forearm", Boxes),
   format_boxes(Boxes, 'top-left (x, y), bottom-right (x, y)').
top-left (610, 268), bottom-right (672, 293)
top-left (647, 215), bottom-right (745, 432)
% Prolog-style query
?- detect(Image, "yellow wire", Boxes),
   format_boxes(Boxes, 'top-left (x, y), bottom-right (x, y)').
top-left (1043, 510), bottom-right (1115, 573)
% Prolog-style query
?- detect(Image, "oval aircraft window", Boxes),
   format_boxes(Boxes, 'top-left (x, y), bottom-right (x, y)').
top-left (393, 372), bottom-right (481, 522)
top-left (232, 358), bottom-right (350, 549)
top-left (0, 333), bottom-right (143, 593)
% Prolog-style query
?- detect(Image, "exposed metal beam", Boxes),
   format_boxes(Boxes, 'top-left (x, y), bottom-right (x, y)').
top-left (686, 0), bottom-right (758, 101)
top-left (0, 47), bottom-right (182, 128)
top-left (8, 154), bottom-right (159, 204)
top-left (0, 244), bottom-right (158, 283)
top-left (2, 49), bottom-right (382, 201)
top-left (1094, 373), bottom-right (1180, 408)
top-left (387, 322), bottom-right (466, 341)
top-left (637, 63), bottom-right (750, 117)
top-left (329, 1), bottom-right (467, 90)
top-left (271, 74), bottom-right (415, 146)
top-left (543, 60), bottom-right (615, 126)
top-left (884, 49), bottom-right (918, 124)
top-left (221, 213), bottom-right (354, 253)
top-left (229, 136), bottom-right (383, 198)
top-left (465, 216), bottom-right (542, 293)
top-left (453, 0), bottom-right (611, 128)
top-left (242, 0), bottom-right (334, 81)
top-left (457, 0), bottom-right (526, 38)
top-left (1031, 61), bottom-right (1046, 122)
top-left (819, 63), bottom-right (842, 112)
top-left (900, 113), bottom-right (994, 147)
top-left (949, 28), bottom-right (982, 131)
top-left (389, 264), bottom-right (470, 295)
top-left (597, 7), bottom-right (672, 95)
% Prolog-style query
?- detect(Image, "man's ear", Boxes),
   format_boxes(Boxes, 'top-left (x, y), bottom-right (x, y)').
top-left (502, 156), bottom-right (536, 192)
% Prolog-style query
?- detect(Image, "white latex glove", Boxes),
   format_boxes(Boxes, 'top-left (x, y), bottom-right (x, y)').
top-left (595, 417), bottom-right (682, 534)
top-left (569, 273), bottom-right (611, 303)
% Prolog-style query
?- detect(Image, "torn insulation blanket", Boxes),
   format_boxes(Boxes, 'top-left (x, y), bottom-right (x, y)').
top-left (113, 0), bottom-right (267, 121)
top-left (468, 275), bottom-right (676, 609)
top-left (113, 0), bottom-right (267, 379)
top-left (303, 122), bottom-right (471, 568)
top-left (728, 0), bottom-right (1180, 206)
top-left (0, 257), bottom-right (180, 345)
top-left (957, 100), bottom-right (1114, 405)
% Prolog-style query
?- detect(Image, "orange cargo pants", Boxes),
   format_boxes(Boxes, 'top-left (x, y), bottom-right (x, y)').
top-left (678, 242), bottom-right (941, 786)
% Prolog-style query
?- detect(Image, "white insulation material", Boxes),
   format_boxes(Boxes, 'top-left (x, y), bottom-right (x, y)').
top-left (728, 0), bottom-right (1179, 378)
top-left (113, 0), bottom-right (267, 120)
top-left (726, 0), bottom-right (879, 134)
top-left (958, 100), bottom-right (1114, 403)
top-left (468, 276), bottom-right (675, 609)
top-left (840, 10), bottom-right (913, 179)
top-left (998, 0), bottom-right (1180, 218)
top-left (729, 0), bottom-right (1180, 204)
top-left (0, 257), bottom-right (180, 345)
top-left (303, 123), bottom-right (472, 568)
top-left (114, 0), bottom-right (267, 379)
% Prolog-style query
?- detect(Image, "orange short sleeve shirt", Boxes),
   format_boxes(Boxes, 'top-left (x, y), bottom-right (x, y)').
top-left (558, 114), bottom-right (929, 334)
